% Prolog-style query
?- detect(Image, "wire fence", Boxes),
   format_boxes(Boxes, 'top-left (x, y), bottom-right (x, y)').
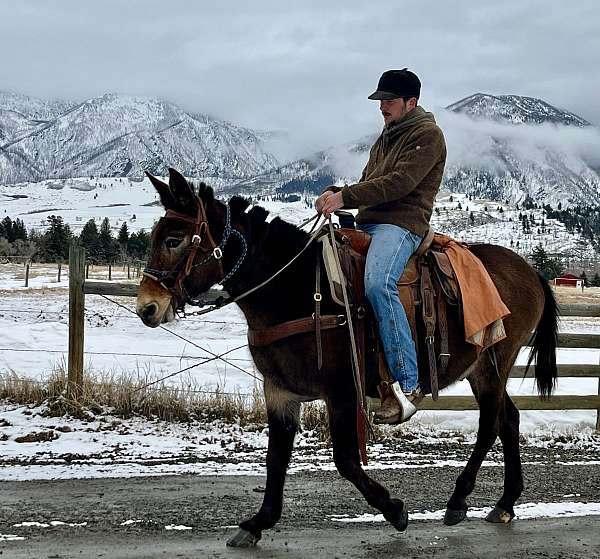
top-left (0, 307), bottom-right (248, 326)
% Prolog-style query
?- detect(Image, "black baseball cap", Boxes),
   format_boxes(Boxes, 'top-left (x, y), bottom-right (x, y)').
top-left (368, 69), bottom-right (421, 100)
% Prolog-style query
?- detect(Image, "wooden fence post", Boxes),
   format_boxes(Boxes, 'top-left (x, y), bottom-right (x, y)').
top-left (127, 264), bottom-right (131, 280)
top-left (24, 263), bottom-right (29, 287)
top-left (68, 243), bottom-right (86, 397)
top-left (57, 262), bottom-right (62, 283)
top-left (108, 263), bottom-right (112, 281)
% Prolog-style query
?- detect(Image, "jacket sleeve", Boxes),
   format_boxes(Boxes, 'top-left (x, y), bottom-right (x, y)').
top-left (341, 127), bottom-right (445, 208)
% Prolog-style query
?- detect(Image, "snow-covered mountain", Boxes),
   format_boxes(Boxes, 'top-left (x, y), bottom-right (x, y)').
top-left (442, 94), bottom-right (600, 206)
top-left (446, 93), bottom-right (590, 127)
top-left (3, 90), bottom-right (599, 209)
top-left (0, 92), bottom-right (279, 184)
top-left (232, 93), bottom-right (600, 209)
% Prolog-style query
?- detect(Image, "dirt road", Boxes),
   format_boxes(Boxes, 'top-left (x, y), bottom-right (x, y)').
top-left (1, 440), bottom-right (599, 559)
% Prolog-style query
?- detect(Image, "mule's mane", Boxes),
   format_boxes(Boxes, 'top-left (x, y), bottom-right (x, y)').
top-left (189, 179), bottom-right (310, 256)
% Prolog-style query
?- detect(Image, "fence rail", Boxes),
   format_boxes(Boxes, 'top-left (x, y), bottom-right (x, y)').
top-left (66, 244), bottom-right (600, 430)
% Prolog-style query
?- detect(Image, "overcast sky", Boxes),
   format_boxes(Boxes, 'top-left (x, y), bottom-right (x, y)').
top-left (1, 0), bottom-right (599, 150)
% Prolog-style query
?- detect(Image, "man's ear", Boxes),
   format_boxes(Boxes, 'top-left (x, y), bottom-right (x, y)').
top-left (145, 171), bottom-right (175, 208)
top-left (168, 168), bottom-right (197, 213)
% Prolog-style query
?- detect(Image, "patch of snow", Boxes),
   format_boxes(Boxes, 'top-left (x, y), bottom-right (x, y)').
top-left (0, 534), bottom-right (26, 541)
top-left (330, 501), bottom-right (600, 523)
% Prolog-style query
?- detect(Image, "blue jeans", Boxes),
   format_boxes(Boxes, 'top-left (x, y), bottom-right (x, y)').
top-left (358, 223), bottom-right (422, 392)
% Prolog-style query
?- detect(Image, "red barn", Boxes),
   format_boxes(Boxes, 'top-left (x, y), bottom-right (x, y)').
top-left (552, 273), bottom-right (583, 288)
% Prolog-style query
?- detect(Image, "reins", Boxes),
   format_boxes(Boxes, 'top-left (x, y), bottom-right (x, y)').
top-left (143, 200), bottom-right (324, 317)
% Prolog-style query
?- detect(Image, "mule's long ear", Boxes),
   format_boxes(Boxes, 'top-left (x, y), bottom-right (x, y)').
top-left (145, 171), bottom-right (175, 208)
top-left (168, 168), bottom-right (197, 213)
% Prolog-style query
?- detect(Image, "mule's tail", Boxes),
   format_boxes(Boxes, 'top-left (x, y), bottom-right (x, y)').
top-left (524, 272), bottom-right (558, 399)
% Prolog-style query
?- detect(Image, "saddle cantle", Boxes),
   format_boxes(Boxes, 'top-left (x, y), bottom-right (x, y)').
top-left (321, 226), bottom-right (460, 400)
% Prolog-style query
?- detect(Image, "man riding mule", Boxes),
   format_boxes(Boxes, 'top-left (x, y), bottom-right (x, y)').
top-left (137, 164), bottom-right (557, 547)
top-left (316, 69), bottom-right (447, 423)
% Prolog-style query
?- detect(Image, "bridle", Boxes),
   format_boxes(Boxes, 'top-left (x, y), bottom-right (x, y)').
top-left (142, 198), bottom-right (248, 306)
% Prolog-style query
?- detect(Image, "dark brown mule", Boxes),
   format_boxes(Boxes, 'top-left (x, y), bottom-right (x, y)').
top-left (137, 169), bottom-right (558, 547)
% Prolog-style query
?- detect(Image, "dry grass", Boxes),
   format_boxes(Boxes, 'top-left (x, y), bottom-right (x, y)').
top-left (0, 366), bottom-right (332, 435)
top-left (0, 364), bottom-right (268, 425)
top-left (553, 285), bottom-right (600, 305)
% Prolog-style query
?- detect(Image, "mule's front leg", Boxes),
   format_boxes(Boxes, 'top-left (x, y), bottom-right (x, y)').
top-left (328, 398), bottom-right (408, 531)
top-left (227, 390), bottom-right (300, 548)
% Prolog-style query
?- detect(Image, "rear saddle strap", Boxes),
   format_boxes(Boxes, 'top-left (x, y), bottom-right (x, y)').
top-left (420, 259), bottom-right (439, 401)
top-left (436, 278), bottom-right (450, 386)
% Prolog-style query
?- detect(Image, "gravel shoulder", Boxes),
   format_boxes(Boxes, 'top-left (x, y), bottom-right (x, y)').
top-left (1, 440), bottom-right (599, 559)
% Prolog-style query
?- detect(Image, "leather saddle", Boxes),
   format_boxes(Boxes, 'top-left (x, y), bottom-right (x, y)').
top-left (323, 227), bottom-right (461, 400)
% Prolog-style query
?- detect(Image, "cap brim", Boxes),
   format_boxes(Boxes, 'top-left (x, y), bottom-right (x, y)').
top-left (367, 90), bottom-right (399, 100)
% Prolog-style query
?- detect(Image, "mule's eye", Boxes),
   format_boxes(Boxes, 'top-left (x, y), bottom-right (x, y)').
top-left (165, 237), bottom-right (183, 249)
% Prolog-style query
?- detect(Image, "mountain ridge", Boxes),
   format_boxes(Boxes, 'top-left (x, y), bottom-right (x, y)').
top-left (0, 91), bottom-right (279, 184)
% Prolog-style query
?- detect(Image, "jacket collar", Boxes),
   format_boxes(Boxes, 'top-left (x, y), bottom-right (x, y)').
top-left (382, 106), bottom-right (435, 144)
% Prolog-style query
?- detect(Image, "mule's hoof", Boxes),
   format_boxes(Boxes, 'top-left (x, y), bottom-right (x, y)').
top-left (444, 508), bottom-right (467, 526)
top-left (385, 498), bottom-right (409, 531)
top-left (226, 528), bottom-right (261, 548)
top-left (485, 506), bottom-right (514, 524)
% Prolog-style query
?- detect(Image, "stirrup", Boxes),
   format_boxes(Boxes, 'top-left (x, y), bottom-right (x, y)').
top-left (374, 382), bottom-right (419, 424)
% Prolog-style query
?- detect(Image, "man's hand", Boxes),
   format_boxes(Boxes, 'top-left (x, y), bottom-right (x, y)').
top-left (320, 191), bottom-right (344, 218)
top-left (315, 191), bottom-right (333, 214)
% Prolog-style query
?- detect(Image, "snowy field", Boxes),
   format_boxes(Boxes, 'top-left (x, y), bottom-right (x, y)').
top-left (1, 179), bottom-right (599, 434)
top-left (1, 266), bottom-right (599, 433)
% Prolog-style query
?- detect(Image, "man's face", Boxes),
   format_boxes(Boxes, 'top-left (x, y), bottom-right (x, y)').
top-left (380, 97), bottom-right (416, 125)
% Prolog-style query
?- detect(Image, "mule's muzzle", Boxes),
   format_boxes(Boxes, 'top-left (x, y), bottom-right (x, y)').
top-left (138, 302), bottom-right (160, 327)
top-left (136, 300), bottom-right (175, 328)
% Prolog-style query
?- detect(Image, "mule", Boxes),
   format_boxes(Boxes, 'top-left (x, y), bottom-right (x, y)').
top-left (136, 168), bottom-right (558, 547)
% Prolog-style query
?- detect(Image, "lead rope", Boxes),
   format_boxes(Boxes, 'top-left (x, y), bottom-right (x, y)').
top-left (326, 219), bottom-right (374, 464)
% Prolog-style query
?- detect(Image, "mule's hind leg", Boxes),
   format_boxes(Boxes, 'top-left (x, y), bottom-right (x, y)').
top-left (328, 397), bottom-right (408, 531)
top-left (444, 370), bottom-right (504, 526)
top-left (228, 387), bottom-right (300, 547)
top-left (486, 394), bottom-right (523, 523)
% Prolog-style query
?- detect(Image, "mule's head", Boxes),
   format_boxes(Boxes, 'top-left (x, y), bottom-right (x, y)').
top-left (136, 168), bottom-right (228, 327)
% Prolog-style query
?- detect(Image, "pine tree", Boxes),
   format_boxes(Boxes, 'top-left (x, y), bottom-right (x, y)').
top-left (127, 229), bottom-right (150, 260)
top-left (118, 222), bottom-right (129, 247)
top-left (469, 211), bottom-right (475, 224)
top-left (99, 217), bottom-right (118, 263)
top-left (12, 219), bottom-right (27, 241)
top-left (0, 216), bottom-right (13, 242)
top-left (80, 219), bottom-right (101, 263)
top-left (592, 273), bottom-right (600, 287)
top-left (531, 243), bottom-right (563, 279)
top-left (531, 244), bottom-right (549, 273)
top-left (43, 215), bottom-right (71, 261)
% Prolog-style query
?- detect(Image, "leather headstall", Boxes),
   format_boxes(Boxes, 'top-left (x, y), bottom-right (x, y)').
top-left (142, 198), bottom-right (247, 306)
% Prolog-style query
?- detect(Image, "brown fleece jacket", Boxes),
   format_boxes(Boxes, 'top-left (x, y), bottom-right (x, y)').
top-left (331, 106), bottom-right (446, 238)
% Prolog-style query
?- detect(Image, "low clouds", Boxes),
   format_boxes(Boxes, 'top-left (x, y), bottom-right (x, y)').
top-left (1, 0), bottom-right (599, 149)
top-left (438, 111), bottom-right (600, 170)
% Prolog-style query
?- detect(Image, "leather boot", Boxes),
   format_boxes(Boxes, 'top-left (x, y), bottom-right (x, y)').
top-left (374, 382), bottom-right (423, 424)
